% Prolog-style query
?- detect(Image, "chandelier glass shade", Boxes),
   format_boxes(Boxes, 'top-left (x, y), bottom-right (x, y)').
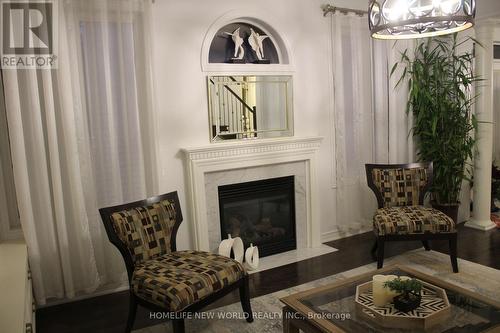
top-left (369, 0), bottom-right (475, 39)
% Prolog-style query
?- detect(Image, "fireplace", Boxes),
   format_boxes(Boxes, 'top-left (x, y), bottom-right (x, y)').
top-left (218, 176), bottom-right (296, 257)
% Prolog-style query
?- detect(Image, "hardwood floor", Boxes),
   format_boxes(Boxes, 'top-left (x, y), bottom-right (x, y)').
top-left (36, 224), bottom-right (500, 333)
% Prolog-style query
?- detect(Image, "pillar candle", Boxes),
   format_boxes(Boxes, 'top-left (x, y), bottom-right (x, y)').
top-left (372, 275), bottom-right (389, 306)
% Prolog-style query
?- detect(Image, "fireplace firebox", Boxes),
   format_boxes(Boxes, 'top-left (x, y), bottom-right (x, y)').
top-left (218, 176), bottom-right (296, 257)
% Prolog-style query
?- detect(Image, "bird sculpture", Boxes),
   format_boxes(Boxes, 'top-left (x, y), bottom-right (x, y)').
top-left (224, 28), bottom-right (245, 59)
top-left (248, 28), bottom-right (269, 60)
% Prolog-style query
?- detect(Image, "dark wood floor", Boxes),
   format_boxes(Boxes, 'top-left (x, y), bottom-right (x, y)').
top-left (36, 224), bottom-right (500, 333)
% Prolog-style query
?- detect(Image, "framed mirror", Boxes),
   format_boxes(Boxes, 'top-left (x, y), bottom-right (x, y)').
top-left (207, 75), bottom-right (293, 141)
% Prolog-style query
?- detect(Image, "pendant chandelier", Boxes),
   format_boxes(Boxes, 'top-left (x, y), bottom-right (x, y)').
top-left (369, 0), bottom-right (475, 40)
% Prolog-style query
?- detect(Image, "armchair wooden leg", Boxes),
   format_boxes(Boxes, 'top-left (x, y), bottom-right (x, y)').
top-left (422, 240), bottom-right (431, 251)
top-left (449, 233), bottom-right (459, 273)
top-left (239, 275), bottom-right (254, 323)
top-left (376, 238), bottom-right (385, 269)
top-left (172, 319), bottom-right (185, 333)
top-left (371, 239), bottom-right (378, 261)
top-left (125, 292), bottom-right (137, 333)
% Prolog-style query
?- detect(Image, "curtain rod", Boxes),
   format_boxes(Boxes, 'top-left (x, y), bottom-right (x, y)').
top-left (322, 4), bottom-right (367, 17)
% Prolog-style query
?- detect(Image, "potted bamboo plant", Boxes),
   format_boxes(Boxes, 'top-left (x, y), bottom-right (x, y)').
top-left (392, 34), bottom-right (479, 222)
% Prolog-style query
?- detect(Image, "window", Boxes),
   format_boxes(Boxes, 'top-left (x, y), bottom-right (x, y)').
top-left (0, 71), bottom-right (22, 241)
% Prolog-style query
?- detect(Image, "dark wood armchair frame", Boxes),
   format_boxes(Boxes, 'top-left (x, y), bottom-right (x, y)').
top-left (365, 162), bottom-right (458, 273)
top-left (99, 191), bottom-right (253, 333)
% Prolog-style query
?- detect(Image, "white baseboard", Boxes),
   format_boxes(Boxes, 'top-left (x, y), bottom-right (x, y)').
top-left (321, 225), bottom-right (372, 243)
top-left (38, 283), bottom-right (129, 308)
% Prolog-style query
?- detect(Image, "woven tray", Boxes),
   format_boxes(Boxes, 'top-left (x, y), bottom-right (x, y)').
top-left (354, 279), bottom-right (450, 330)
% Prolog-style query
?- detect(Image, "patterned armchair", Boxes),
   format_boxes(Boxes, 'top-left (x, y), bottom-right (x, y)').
top-left (365, 163), bottom-right (458, 273)
top-left (99, 191), bottom-right (253, 333)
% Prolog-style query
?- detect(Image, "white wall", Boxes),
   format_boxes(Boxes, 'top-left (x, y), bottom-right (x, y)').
top-left (494, 25), bottom-right (500, 43)
top-left (150, 0), bottom-right (369, 249)
top-left (477, 0), bottom-right (500, 20)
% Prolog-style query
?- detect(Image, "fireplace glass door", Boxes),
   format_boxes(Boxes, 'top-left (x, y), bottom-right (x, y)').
top-left (218, 176), bottom-right (296, 257)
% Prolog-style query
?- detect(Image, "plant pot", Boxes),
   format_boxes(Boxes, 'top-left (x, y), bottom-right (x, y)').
top-left (432, 202), bottom-right (459, 223)
top-left (491, 197), bottom-right (499, 213)
top-left (393, 292), bottom-right (421, 312)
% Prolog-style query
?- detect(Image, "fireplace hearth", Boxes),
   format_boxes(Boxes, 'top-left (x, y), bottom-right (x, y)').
top-left (218, 176), bottom-right (296, 257)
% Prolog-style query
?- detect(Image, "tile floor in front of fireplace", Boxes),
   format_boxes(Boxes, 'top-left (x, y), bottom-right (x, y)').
top-left (246, 244), bottom-right (337, 274)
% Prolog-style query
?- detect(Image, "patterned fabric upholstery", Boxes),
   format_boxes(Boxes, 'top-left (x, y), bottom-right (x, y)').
top-left (374, 206), bottom-right (456, 236)
top-left (132, 250), bottom-right (245, 311)
top-left (110, 199), bottom-right (176, 263)
top-left (371, 167), bottom-right (428, 208)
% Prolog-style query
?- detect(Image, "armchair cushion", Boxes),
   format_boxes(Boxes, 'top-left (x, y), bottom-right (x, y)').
top-left (373, 206), bottom-right (455, 236)
top-left (110, 199), bottom-right (177, 263)
top-left (131, 250), bottom-right (245, 311)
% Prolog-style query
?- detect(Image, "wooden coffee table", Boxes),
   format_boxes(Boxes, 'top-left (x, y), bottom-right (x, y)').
top-left (280, 265), bottom-right (500, 333)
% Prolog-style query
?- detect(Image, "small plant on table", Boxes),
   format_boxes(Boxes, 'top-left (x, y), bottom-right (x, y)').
top-left (384, 278), bottom-right (423, 312)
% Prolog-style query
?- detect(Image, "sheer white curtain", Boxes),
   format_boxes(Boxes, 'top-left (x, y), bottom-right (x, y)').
top-left (372, 39), bottom-right (416, 164)
top-left (0, 73), bottom-right (21, 240)
top-left (2, 0), bottom-right (158, 304)
top-left (330, 13), bottom-right (414, 231)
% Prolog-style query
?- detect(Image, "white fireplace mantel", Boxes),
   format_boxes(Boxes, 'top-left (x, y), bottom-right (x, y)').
top-left (182, 136), bottom-right (323, 251)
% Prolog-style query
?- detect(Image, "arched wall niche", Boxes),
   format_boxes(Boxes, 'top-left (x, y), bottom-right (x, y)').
top-left (201, 12), bottom-right (293, 72)
top-left (209, 22), bottom-right (280, 64)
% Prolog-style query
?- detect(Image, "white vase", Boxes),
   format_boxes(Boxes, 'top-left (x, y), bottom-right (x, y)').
top-left (218, 234), bottom-right (244, 264)
top-left (232, 237), bottom-right (244, 264)
top-left (244, 243), bottom-right (259, 271)
top-left (218, 234), bottom-right (234, 258)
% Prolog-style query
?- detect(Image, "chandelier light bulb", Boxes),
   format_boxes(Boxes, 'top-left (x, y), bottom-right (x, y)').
top-left (408, 0), bottom-right (434, 17)
top-left (382, 0), bottom-right (409, 21)
top-left (439, 0), bottom-right (461, 14)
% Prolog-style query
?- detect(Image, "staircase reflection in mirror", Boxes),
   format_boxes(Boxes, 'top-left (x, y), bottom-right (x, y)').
top-left (208, 75), bottom-right (293, 141)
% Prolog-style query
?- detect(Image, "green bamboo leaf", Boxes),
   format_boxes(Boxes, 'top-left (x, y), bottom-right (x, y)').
top-left (390, 62), bottom-right (399, 77)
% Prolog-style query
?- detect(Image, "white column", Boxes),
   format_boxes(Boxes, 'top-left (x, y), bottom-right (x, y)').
top-left (466, 21), bottom-right (496, 231)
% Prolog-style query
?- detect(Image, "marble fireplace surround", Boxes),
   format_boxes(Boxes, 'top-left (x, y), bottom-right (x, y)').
top-left (206, 161), bottom-right (306, 252)
top-left (182, 136), bottom-right (327, 263)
